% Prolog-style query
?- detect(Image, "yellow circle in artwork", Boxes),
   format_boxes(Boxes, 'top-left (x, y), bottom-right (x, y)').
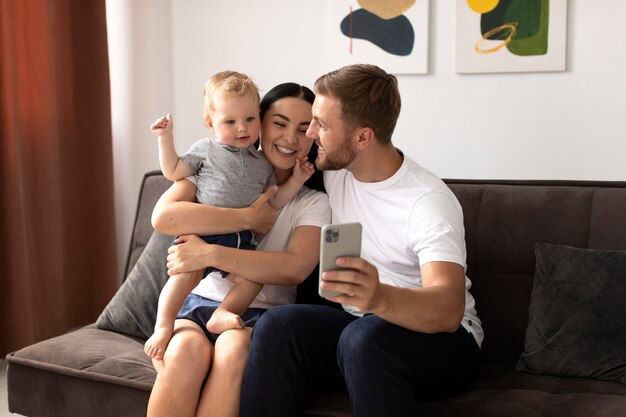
top-left (466, 0), bottom-right (500, 14)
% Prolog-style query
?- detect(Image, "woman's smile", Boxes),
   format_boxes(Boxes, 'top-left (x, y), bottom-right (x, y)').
top-left (275, 144), bottom-right (296, 155)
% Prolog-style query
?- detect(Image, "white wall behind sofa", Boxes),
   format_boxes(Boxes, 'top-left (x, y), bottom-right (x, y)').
top-left (107, 0), bottom-right (626, 277)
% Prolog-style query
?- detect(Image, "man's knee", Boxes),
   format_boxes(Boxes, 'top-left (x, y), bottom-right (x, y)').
top-left (253, 305), bottom-right (312, 340)
top-left (251, 305), bottom-right (337, 361)
top-left (338, 316), bottom-right (390, 364)
top-left (248, 306), bottom-right (297, 359)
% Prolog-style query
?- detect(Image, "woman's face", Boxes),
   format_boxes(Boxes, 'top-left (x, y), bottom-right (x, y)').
top-left (260, 97), bottom-right (314, 172)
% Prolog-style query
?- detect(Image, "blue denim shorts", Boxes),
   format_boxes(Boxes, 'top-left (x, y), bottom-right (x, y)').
top-left (176, 293), bottom-right (266, 344)
top-left (173, 231), bottom-right (255, 278)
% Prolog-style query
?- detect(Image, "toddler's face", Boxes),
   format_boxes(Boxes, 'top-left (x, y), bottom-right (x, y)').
top-left (209, 90), bottom-right (260, 149)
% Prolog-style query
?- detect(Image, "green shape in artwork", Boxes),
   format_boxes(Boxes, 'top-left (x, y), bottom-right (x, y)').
top-left (507, 0), bottom-right (549, 55)
top-left (504, 0), bottom-right (541, 39)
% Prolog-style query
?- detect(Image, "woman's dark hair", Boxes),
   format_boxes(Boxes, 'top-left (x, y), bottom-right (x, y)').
top-left (259, 83), bottom-right (324, 192)
top-left (260, 82), bottom-right (315, 118)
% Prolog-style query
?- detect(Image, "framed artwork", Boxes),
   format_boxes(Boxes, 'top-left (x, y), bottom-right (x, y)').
top-left (326, 0), bottom-right (430, 75)
top-left (455, 0), bottom-right (568, 74)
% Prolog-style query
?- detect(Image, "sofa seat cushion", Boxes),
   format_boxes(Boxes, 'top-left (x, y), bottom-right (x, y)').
top-left (8, 324), bottom-right (155, 388)
top-left (302, 365), bottom-right (626, 417)
top-left (7, 323), bottom-right (352, 417)
top-left (7, 325), bottom-right (155, 417)
top-left (471, 365), bottom-right (626, 395)
top-left (418, 365), bottom-right (626, 417)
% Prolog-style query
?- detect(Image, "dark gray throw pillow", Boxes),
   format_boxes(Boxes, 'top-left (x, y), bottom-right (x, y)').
top-left (96, 231), bottom-right (171, 339)
top-left (516, 243), bottom-right (626, 384)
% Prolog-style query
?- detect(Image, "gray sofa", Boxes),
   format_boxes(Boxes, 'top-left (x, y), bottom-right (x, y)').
top-left (6, 171), bottom-right (626, 417)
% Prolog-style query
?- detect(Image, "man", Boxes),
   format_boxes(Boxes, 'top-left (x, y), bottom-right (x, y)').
top-left (240, 64), bottom-right (483, 416)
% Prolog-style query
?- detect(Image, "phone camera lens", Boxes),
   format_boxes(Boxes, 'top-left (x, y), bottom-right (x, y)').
top-left (325, 228), bottom-right (340, 243)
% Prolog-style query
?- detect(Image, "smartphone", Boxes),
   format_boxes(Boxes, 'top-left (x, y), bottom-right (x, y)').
top-left (319, 222), bottom-right (362, 298)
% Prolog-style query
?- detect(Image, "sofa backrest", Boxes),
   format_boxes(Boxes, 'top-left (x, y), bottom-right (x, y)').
top-left (124, 171), bottom-right (172, 278)
top-left (125, 172), bottom-right (626, 366)
top-left (445, 179), bottom-right (626, 365)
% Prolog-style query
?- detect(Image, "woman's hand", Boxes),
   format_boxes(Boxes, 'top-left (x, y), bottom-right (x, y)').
top-left (245, 187), bottom-right (278, 234)
top-left (167, 234), bottom-right (214, 276)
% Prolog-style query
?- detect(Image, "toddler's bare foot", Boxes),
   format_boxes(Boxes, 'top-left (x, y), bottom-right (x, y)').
top-left (206, 309), bottom-right (244, 334)
top-left (144, 328), bottom-right (173, 361)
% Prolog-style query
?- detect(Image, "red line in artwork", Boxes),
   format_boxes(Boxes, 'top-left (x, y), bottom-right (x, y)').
top-left (349, 5), bottom-right (353, 55)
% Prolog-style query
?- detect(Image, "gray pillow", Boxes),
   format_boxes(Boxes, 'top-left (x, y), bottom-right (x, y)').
top-left (516, 243), bottom-right (626, 384)
top-left (96, 231), bottom-right (171, 339)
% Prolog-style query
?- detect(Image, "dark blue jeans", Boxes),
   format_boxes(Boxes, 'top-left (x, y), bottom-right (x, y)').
top-left (240, 304), bottom-right (480, 417)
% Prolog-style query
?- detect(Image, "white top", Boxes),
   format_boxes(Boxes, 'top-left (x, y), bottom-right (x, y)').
top-left (324, 154), bottom-right (484, 347)
top-left (192, 186), bottom-right (331, 309)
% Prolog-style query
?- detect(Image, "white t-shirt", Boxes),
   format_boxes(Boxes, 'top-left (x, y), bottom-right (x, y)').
top-left (324, 154), bottom-right (484, 347)
top-left (192, 186), bottom-right (330, 309)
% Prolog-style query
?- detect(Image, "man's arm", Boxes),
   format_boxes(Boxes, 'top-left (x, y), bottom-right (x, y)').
top-left (320, 259), bottom-right (466, 333)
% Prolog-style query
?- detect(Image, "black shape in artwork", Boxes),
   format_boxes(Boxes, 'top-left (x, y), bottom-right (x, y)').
top-left (340, 8), bottom-right (414, 56)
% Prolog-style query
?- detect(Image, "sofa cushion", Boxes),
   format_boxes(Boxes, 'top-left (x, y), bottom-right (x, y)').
top-left (7, 325), bottom-right (154, 417)
top-left (516, 243), bottom-right (626, 384)
top-left (418, 365), bottom-right (626, 417)
top-left (96, 231), bottom-right (171, 339)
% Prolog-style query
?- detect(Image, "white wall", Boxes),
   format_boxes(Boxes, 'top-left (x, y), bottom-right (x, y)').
top-left (108, 0), bottom-right (626, 277)
top-left (107, 0), bottom-right (173, 279)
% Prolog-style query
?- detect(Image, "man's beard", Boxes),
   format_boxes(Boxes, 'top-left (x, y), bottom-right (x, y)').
top-left (315, 136), bottom-right (357, 171)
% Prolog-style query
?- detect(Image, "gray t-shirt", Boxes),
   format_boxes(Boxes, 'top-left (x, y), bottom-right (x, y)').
top-left (180, 137), bottom-right (276, 208)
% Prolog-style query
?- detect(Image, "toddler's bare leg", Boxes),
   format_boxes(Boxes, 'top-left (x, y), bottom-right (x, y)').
top-left (144, 270), bottom-right (203, 360)
top-left (206, 277), bottom-right (262, 334)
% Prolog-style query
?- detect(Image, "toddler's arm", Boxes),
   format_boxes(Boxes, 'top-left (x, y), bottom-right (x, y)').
top-left (151, 113), bottom-right (193, 181)
top-left (269, 157), bottom-right (315, 210)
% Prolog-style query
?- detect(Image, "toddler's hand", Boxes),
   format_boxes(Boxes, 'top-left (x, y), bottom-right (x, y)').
top-left (292, 157), bottom-right (315, 184)
top-left (151, 113), bottom-right (173, 137)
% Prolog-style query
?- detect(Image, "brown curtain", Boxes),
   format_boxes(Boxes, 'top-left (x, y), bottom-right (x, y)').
top-left (0, 0), bottom-right (117, 356)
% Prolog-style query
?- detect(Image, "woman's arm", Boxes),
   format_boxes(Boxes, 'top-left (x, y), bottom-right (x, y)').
top-left (151, 179), bottom-right (278, 236)
top-left (167, 225), bottom-right (321, 286)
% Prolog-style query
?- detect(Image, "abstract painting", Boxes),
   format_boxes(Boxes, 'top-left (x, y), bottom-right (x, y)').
top-left (327, 0), bottom-right (430, 75)
top-left (455, 0), bottom-right (567, 73)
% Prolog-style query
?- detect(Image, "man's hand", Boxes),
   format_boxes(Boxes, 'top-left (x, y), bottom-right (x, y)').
top-left (320, 257), bottom-right (385, 313)
top-left (246, 187), bottom-right (278, 234)
top-left (167, 234), bottom-right (212, 275)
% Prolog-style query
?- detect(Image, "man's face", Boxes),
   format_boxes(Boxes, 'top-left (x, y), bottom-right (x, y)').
top-left (306, 94), bottom-right (358, 171)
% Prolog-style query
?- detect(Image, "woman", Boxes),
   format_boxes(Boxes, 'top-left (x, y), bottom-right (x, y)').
top-left (147, 83), bottom-right (329, 417)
